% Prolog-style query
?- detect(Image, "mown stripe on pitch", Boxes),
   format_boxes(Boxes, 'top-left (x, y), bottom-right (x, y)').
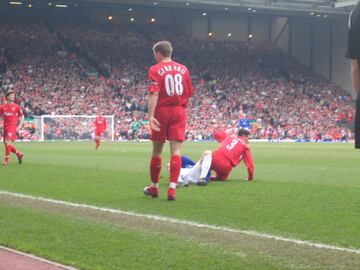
top-left (0, 190), bottom-right (359, 255)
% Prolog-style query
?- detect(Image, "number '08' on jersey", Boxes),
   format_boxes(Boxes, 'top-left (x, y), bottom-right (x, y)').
top-left (148, 61), bottom-right (194, 107)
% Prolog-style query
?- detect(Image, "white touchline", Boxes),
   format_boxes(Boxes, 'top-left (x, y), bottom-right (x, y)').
top-left (0, 190), bottom-right (359, 255)
top-left (0, 246), bottom-right (78, 270)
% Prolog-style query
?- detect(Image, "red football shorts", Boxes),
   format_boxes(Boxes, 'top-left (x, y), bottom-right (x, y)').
top-left (3, 126), bottom-right (17, 141)
top-left (151, 106), bottom-right (186, 143)
top-left (211, 152), bottom-right (232, 181)
top-left (95, 130), bottom-right (104, 137)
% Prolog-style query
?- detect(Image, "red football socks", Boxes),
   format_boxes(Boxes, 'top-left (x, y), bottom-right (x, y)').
top-left (150, 156), bottom-right (162, 184)
top-left (9, 144), bottom-right (18, 155)
top-left (5, 144), bottom-right (11, 157)
top-left (169, 155), bottom-right (182, 186)
top-left (95, 139), bottom-right (100, 149)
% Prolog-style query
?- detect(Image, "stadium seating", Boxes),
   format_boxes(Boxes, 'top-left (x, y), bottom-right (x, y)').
top-left (0, 21), bottom-right (355, 141)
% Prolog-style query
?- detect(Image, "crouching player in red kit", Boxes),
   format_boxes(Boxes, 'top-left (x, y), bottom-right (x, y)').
top-left (93, 113), bottom-right (107, 150)
top-left (144, 41), bottom-right (193, 201)
top-left (210, 128), bottom-right (254, 182)
top-left (174, 128), bottom-right (254, 186)
top-left (0, 91), bottom-right (24, 165)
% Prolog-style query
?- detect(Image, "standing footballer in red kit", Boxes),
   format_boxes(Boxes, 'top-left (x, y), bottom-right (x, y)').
top-left (144, 40), bottom-right (193, 201)
top-left (0, 91), bottom-right (24, 165)
top-left (93, 113), bottom-right (107, 150)
top-left (211, 129), bottom-right (254, 181)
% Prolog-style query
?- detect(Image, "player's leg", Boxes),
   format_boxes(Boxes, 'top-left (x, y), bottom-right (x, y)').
top-left (179, 160), bottom-right (200, 185)
top-left (183, 150), bottom-right (212, 186)
top-left (167, 156), bottom-right (194, 187)
top-left (134, 129), bottom-right (139, 142)
top-left (144, 141), bottom-right (164, 198)
top-left (3, 141), bottom-right (22, 165)
top-left (167, 107), bottom-right (187, 200)
top-left (151, 141), bottom-right (164, 186)
top-left (197, 150), bottom-right (212, 186)
top-left (10, 142), bottom-right (23, 164)
top-left (178, 168), bottom-right (192, 187)
top-left (95, 137), bottom-right (99, 149)
top-left (210, 153), bottom-right (231, 181)
top-left (181, 156), bottom-right (196, 168)
top-left (167, 160), bottom-right (190, 187)
top-left (2, 140), bottom-right (10, 165)
top-left (168, 140), bottom-right (183, 200)
top-left (3, 127), bottom-right (23, 165)
top-left (94, 133), bottom-right (98, 149)
top-left (94, 132), bottom-right (101, 150)
top-left (145, 107), bottom-right (168, 198)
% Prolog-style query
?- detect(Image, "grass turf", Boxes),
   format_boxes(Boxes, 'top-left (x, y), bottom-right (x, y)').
top-left (0, 141), bottom-right (359, 268)
top-left (0, 203), bottom-right (292, 270)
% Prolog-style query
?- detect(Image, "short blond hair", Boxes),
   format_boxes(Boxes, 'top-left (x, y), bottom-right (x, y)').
top-left (153, 41), bottom-right (173, 57)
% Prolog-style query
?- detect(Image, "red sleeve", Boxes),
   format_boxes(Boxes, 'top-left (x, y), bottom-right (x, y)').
top-left (243, 148), bottom-right (254, 181)
top-left (214, 130), bottom-right (228, 143)
top-left (17, 106), bottom-right (23, 117)
top-left (148, 67), bottom-right (160, 93)
top-left (0, 106), bottom-right (3, 115)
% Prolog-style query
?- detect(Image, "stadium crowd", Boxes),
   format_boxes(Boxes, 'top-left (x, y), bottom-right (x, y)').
top-left (0, 20), bottom-right (355, 141)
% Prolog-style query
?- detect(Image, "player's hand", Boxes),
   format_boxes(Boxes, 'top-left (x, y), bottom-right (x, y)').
top-left (17, 125), bottom-right (22, 131)
top-left (149, 117), bottom-right (161, 132)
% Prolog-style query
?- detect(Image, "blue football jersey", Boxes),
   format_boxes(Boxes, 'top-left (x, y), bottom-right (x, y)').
top-left (237, 118), bottom-right (251, 129)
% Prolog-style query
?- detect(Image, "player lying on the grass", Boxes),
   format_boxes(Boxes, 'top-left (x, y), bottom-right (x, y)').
top-left (0, 91), bottom-right (24, 165)
top-left (168, 154), bottom-right (212, 186)
top-left (172, 128), bottom-right (254, 186)
top-left (93, 112), bottom-right (107, 150)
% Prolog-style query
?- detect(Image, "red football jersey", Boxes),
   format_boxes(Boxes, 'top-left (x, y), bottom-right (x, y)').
top-left (213, 130), bottom-right (254, 178)
top-left (94, 116), bottom-right (107, 131)
top-left (148, 61), bottom-right (193, 107)
top-left (0, 103), bottom-right (23, 128)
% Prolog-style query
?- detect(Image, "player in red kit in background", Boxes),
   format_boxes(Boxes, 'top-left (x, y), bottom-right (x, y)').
top-left (93, 113), bottom-right (107, 150)
top-left (211, 128), bottom-right (254, 182)
top-left (144, 40), bottom-right (194, 201)
top-left (0, 91), bottom-right (24, 165)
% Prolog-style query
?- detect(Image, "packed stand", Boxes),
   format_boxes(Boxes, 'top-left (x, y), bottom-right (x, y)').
top-left (0, 21), bottom-right (355, 141)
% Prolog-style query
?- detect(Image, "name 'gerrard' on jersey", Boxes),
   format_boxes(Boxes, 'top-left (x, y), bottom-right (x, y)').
top-left (148, 61), bottom-right (194, 107)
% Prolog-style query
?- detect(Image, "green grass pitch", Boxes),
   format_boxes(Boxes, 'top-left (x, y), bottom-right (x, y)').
top-left (0, 141), bottom-right (359, 269)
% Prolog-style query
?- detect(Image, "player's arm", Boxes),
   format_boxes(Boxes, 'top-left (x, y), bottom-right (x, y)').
top-left (148, 92), bottom-right (160, 131)
top-left (148, 67), bottom-right (161, 131)
top-left (346, 6), bottom-right (360, 94)
top-left (243, 148), bottom-right (254, 181)
top-left (213, 130), bottom-right (228, 143)
top-left (351, 60), bottom-right (360, 93)
top-left (18, 109), bottom-right (24, 130)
